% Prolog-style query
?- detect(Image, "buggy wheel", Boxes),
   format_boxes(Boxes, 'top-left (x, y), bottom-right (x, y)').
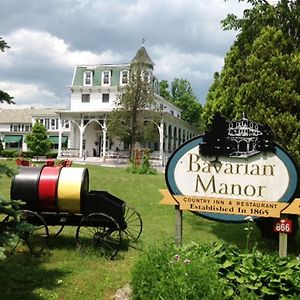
top-left (76, 213), bottom-right (122, 260)
top-left (122, 206), bottom-right (143, 242)
top-left (20, 210), bottom-right (49, 255)
top-left (3, 210), bottom-right (49, 256)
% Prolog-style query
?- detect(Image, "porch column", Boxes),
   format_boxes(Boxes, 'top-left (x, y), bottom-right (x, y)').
top-left (165, 124), bottom-right (170, 153)
top-left (102, 117), bottom-right (107, 161)
top-left (171, 126), bottom-right (175, 151)
top-left (159, 117), bottom-right (164, 166)
top-left (58, 117), bottom-right (63, 157)
top-left (175, 127), bottom-right (179, 149)
top-left (79, 118), bottom-right (84, 158)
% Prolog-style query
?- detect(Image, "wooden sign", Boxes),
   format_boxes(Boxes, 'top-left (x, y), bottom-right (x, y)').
top-left (163, 115), bottom-right (299, 222)
top-left (160, 189), bottom-right (300, 218)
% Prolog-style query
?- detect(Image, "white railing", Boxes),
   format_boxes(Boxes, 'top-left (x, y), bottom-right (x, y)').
top-left (61, 148), bottom-right (80, 157)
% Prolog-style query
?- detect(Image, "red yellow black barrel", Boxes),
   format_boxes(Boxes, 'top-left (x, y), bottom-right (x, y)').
top-left (38, 166), bottom-right (62, 211)
top-left (10, 166), bottom-right (44, 211)
top-left (57, 167), bottom-right (89, 214)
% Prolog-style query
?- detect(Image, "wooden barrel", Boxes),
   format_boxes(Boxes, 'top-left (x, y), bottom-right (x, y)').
top-left (38, 166), bottom-right (62, 211)
top-left (10, 166), bottom-right (44, 211)
top-left (57, 167), bottom-right (89, 213)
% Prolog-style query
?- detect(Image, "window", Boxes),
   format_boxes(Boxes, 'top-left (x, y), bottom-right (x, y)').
top-left (120, 70), bottom-right (129, 85)
top-left (102, 93), bottom-right (109, 103)
top-left (50, 119), bottom-right (57, 130)
top-left (45, 118), bottom-right (50, 129)
top-left (63, 120), bottom-right (70, 129)
top-left (84, 71), bottom-right (93, 86)
top-left (82, 94), bottom-right (90, 103)
top-left (102, 71), bottom-right (110, 85)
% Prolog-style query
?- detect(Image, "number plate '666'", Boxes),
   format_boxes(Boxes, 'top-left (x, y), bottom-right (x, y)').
top-left (274, 219), bottom-right (293, 233)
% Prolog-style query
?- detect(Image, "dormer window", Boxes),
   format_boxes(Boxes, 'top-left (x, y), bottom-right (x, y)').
top-left (120, 70), bottom-right (129, 85)
top-left (102, 71), bottom-right (111, 86)
top-left (83, 71), bottom-right (93, 86)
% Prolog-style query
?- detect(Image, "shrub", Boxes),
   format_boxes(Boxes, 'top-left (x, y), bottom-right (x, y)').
top-left (132, 241), bottom-right (225, 300)
top-left (126, 153), bottom-right (157, 175)
top-left (132, 241), bottom-right (300, 299)
top-left (0, 150), bottom-right (18, 158)
top-left (46, 152), bottom-right (58, 159)
top-left (18, 151), bottom-right (35, 158)
top-left (210, 243), bottom-right (300, 299)
top-left (0, 139), bottom-right (3, 154)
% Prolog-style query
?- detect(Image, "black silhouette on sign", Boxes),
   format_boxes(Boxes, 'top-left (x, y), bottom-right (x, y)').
top-left (200, 113), bottom-right (275, 158)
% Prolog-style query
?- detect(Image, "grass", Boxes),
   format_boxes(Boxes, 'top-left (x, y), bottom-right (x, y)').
top-left (0, 159), bottom-right (298, 299)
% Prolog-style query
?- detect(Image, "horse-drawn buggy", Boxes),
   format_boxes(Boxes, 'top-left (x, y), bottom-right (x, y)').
top-left (7, 165), bottom-right (143, 259)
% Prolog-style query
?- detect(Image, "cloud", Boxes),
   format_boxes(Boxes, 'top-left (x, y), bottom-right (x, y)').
top-left (1, 29), bottom-right (123, 68)
top-left (0, 81), bottom-right (64, 107)
top-left (0, 29), bottom-right (124, 106)
top-left (151, 45), bottom-right (224, 101)
top-left (0, 0), bottom-right (250, 107)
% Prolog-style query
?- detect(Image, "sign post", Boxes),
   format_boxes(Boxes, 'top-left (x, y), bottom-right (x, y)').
top-left (274, 218), bottom-right (293, 257)
top-left (175, 205), bottom-right (182, 246)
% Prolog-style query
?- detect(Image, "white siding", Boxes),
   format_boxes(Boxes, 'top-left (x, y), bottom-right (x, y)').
top-left (0, 124), bottom-right (10, 132)
top-left (70, 91), bottom-right (118, 112)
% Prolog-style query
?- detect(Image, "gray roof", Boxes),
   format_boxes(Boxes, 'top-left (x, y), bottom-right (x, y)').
top-left (0, 108), bottom-right (58, 123)
top-left (131, 46), bottom-right (155, 67)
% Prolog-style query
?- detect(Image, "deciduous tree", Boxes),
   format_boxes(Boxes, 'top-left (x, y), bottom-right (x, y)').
top-left (108, 62), bottom-right (156, 152)
top-left (160, 78), bottom-right (203, 129)
top-left (0, 37), bottom-right (14, 104)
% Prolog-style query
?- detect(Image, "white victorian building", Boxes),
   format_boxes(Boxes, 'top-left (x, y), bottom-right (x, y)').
top-left (0, 45), bottom-right (199, 166)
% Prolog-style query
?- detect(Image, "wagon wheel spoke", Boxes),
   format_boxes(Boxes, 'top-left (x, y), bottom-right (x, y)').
top-left (122, 206), bottom-right (143, 242)
top-left (19, 210), bottom-right (49, 256)
top-left (48, 225), bottom-right (65, 237)
top-left (76, 213), bottom-right (122, 260)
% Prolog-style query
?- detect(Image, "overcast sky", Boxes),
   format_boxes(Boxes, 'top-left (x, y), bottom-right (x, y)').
top-left (0, 0), bottom-right (250, 108)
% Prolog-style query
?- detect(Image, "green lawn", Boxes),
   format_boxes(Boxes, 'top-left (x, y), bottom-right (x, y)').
top-left (0, 159), bottom-right (295, 299)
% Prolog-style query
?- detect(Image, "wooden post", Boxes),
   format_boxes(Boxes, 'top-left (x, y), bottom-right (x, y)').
top-left (175, 205), bottom-right (182, 246)
top-left (279, 232), bottom-right (288, 257)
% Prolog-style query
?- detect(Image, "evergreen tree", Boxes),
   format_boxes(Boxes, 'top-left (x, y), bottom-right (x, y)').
top-left (26, 121), bottom-right (52, 157)
top-left (0, 38), bottom-right (29, 259)
top-left (202, 0), bottom-right (300, 165)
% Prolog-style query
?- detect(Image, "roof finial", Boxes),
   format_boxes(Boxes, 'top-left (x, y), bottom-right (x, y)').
top-left (141, 38), bottom-right (145, 47)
